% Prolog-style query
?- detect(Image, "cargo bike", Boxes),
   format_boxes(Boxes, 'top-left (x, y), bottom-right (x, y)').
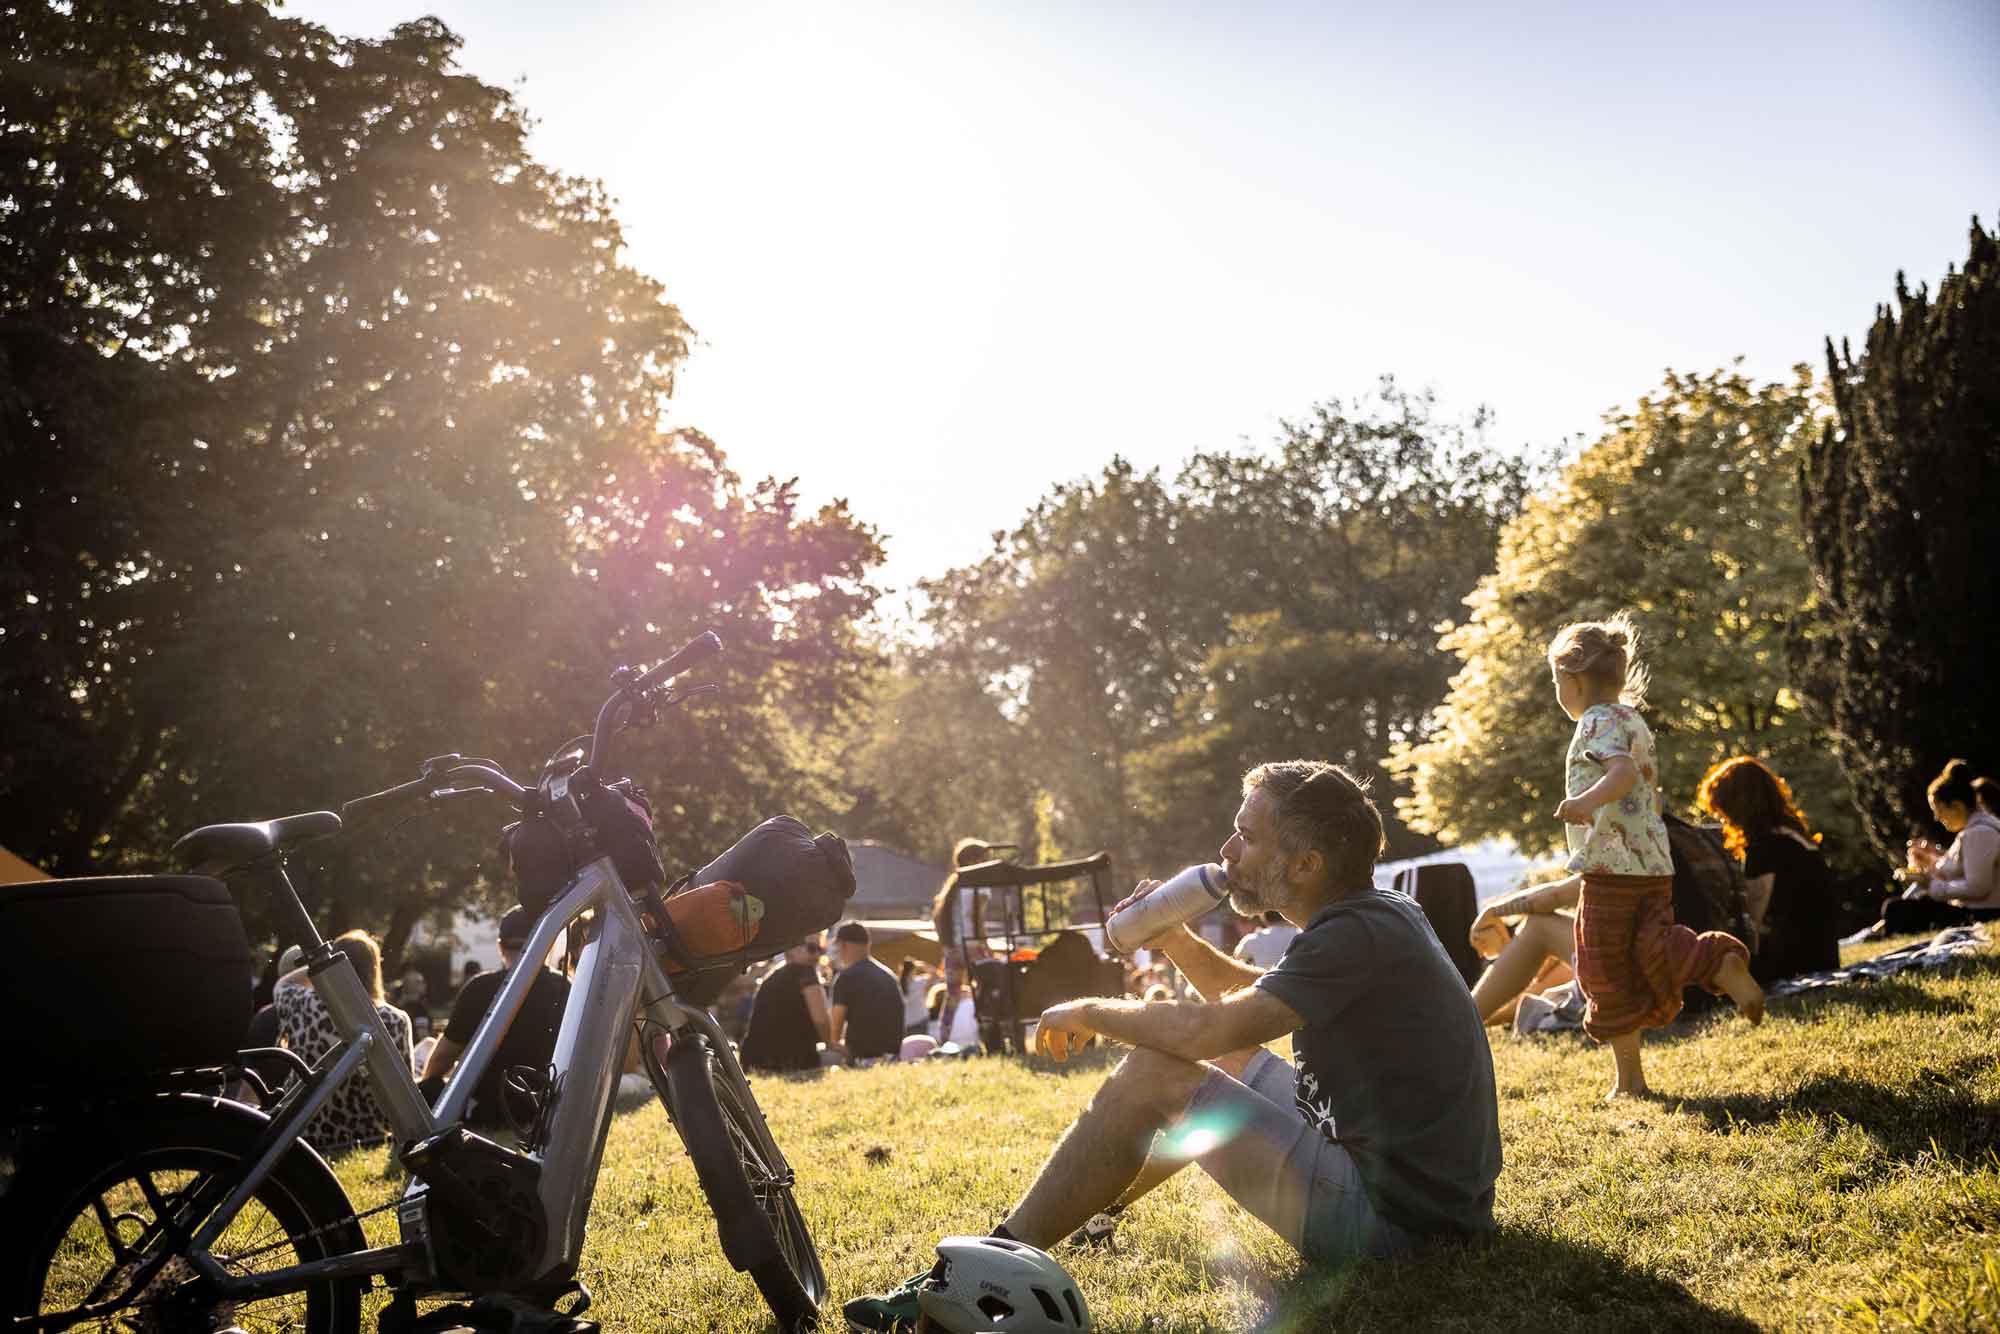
top-left (943, 852), bottom-right (1127, 1056)
top-left (0, 632), bottom-right (848, 1332)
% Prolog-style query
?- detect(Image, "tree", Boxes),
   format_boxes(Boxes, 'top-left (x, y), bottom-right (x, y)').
top-left (913, 383), bottom-right (1536, 878)
top-left (0, 4), bottom-right (883, 961)
top-left (1796, 218), bottom-right (2000, 857)
top-left (1134, 385), bottom-right (1541, 868)
top-left (1389, 366), bottom-right (1869, 867)
top-left (820, 650), bottom-right (1040, 862)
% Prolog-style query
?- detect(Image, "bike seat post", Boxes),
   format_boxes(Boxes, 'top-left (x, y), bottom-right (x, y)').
top-left (247, 855), bottom-right (330, 959)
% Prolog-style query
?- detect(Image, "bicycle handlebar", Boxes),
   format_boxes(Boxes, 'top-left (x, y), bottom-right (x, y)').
top-left (632, 630), bottom-right (723, 693)
top-left (590, 630), bottom-right (723, 769)
top-left (346, 629), bottom-right (720, 826)
top-left (340, 775), bottom-right (434, 823)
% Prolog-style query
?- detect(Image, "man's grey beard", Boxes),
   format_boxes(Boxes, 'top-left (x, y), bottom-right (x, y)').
top-left (1226, 859), bottom-right (1287, 917)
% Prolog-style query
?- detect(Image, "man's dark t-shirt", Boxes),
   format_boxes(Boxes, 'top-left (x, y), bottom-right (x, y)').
top-left (742, 961), bottom-right (821, 1073)
top-left (1744, 830), bottom-right (1840, 984)
top-left (442, 965), bottom-right (571, 1124)
top-left (830, 957), bottom-right (903, 1060)
top-left (1252, 887), bottom-right (1502, 1236)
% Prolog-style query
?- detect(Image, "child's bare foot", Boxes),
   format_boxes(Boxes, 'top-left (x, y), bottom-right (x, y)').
top-left (1715, 953), bottom-right (1764, 1023)
top-left (1605, 1083), bottom-right (1650, 1102)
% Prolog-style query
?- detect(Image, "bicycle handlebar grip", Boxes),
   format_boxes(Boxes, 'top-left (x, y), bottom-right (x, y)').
top-left (340, 775), bottom-right (433, 823)
top-left (634, 630), bottom-right (723, 691)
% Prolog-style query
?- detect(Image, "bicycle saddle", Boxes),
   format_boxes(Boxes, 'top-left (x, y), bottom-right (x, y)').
top-left (174, 811), bottom-right (343, 874)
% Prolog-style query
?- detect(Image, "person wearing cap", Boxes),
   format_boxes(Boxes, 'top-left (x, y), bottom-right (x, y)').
top-left (419, 905), bottom-right (570, 1129)
top-left (827, 921), bottom-right (904, 1063)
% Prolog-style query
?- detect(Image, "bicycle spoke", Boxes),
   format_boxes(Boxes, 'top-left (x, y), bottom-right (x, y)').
top-left (86, 1193), bottom-right (138, 1265)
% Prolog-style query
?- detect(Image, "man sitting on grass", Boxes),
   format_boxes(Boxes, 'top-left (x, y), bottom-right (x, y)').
top-left (846, 761), bottom-right (1502, 1330)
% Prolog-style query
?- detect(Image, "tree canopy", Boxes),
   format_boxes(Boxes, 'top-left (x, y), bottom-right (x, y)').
top-left (1389, 366), bottom-right (1869, 867)
top-left (1, 3), bottom-right (882, 958)
top-left (875, 383), bottom-right (1540, 878)
top-left (1795, 217), bottom-right (2000, 856)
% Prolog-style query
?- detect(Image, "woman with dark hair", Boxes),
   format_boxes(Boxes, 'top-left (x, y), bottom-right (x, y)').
top-left (273, 930), bottom-right (415, 1151)
top-left (1885, 759), bottom-right (2000, 934)
top-left (1695, 756), bottom-right (1840, 983)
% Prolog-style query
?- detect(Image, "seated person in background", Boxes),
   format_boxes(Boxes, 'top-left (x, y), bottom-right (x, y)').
top-left (274, 930), bottom-right (414, 1152)
top-left (1696, 756), bottom-right (1840, 982)
top-left (827, 921), bottom-right (904, 1062)
top-left (1466, 880), bottom-right (1577, 1027)
top-left (1884, 760), bottom-right (2000, 934)
top-left (740, 937), bottom-right (832, 1073)
top-left (898, 957), bottom-right (933, 1036)
top-left (420, 905), bottom-right (570, 1128)
top-left (1233, 911), bottom-right (1301, 968)
top-left (926, 980), bottom-right (981, 1047)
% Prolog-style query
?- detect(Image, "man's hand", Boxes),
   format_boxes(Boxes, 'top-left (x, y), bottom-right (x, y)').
top-left (1106, 879), bottom-right (1185, 952)
top-left (1034, 1001), bottom-right (1100, 1063)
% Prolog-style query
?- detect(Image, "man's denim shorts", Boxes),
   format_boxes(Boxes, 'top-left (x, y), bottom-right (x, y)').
top-left (1175, 1048), bottom-right (1414, 1263)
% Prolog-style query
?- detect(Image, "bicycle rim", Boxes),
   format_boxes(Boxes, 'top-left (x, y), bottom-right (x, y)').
top-left (10, 1105), bottom-right (364, 1333)
top-left (662, 1037), bottom-right (824, 1329)
top-left (710, 1064), bottom-right (824, 1312)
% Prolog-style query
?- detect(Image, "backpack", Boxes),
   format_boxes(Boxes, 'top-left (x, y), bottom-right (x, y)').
top-left (1664, 812), bottom-right (1751, 943)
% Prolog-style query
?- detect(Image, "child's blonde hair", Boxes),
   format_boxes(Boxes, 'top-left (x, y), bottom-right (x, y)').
top-left (1547, 611), bottom-right (1649, 708)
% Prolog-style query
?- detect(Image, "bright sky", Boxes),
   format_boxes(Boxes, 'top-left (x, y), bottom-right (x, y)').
top-left (287, 0), bottom-right (2000, 593)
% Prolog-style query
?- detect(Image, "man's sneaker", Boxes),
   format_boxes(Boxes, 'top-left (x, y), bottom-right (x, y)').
top-left (841, 1263), bottom-right (938, 1332)
top-left (1069, 1204), bottom-right (1123, 1248)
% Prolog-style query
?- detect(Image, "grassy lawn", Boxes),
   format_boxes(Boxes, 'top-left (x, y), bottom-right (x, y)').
top-left (329, 935), bottom-right (2000, 1331)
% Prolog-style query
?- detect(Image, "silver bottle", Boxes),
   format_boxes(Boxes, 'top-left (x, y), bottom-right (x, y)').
top-left (1104, 863), bottom-right (1229, 955)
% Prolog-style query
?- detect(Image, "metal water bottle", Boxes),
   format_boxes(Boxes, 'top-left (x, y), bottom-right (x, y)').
top-left (1104, 863), bottom-right (1229, 955)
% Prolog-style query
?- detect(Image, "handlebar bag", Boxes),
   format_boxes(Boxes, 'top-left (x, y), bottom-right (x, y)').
top-left (680, 816), bottom-right (856, 962)
top-left (501, 781), bottom-right (667, 915)
top-left (0, 875), bottom-right (252, 1084)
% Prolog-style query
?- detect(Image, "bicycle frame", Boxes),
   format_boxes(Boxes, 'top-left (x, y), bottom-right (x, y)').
top-left (173, 850), bottom-right (752, 1309)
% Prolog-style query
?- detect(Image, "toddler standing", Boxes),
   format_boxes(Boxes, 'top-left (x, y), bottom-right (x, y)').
top-left (1489, 613), bottom-right (1763, 1098)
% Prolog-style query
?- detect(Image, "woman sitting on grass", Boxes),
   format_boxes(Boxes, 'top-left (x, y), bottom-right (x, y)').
top-left (1882, 760), bottom-right (2000, 935)
top-left (1695, 755), bottom-right (1840, 984)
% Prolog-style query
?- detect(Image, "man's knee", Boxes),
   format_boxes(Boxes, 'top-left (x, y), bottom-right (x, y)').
top-left (1095, 1047), bottom-right (1208, 1124)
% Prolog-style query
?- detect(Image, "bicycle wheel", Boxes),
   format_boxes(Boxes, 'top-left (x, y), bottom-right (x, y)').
top-left (2, 1095), bottom-right (366, 1333)
top-left (657, 1034), bottom-right (824, 1330)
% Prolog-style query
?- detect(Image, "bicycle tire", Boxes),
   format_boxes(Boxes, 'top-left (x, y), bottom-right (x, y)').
top-left (2, 1094), bottom-right (367, 1333)
top-left (657, 1034), bottom-right (824, 1329)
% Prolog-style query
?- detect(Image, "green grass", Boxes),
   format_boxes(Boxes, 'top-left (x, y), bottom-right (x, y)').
top-left (328, 935), bottom-right (2000, 1331)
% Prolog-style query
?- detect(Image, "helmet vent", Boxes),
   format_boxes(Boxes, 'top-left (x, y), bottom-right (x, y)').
top-left (1033, 1287), bottom-right (1066, 1322)
top-left (1064, 1289), bottom-right (1084, 1325)
top-left (977, 1295), bottom-right (1015, 1322)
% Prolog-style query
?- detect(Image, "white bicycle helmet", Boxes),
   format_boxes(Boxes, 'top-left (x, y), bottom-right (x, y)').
top-left (915, 1235), bottom-right (1091, 1333)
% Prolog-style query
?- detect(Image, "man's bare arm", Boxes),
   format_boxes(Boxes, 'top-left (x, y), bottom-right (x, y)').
top-left (827, 1002), bottom-right (849, 1049)
top-left (1157, 925), bottom-right (1266, 1001)
top-left (1050, 987), bottom-right (1300, 1064)
top-left (421, 1035), bottom-right (463, 1081)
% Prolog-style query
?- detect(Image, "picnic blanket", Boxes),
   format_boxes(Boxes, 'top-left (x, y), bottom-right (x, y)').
top-left (1513, 925), bottom-right (1990, 1036)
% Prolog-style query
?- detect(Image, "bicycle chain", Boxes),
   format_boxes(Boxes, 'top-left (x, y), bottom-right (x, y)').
top-left (222, 1196), bottom-right (401, 1268)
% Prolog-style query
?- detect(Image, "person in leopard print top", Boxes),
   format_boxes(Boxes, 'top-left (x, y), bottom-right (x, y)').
top-left (273, 929), bottom-right (415, 1153)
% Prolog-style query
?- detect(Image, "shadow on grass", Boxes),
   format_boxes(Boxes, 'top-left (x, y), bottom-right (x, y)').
top-left (1770, 975), bottom-right (1975, 1020)
top-left (1256, 1226), bottom-right (1758, 1334)
top-left (1633, 950), bottom-right (1996, 1049)
top-left (1670, 1054), bottom-right (2000, 1162)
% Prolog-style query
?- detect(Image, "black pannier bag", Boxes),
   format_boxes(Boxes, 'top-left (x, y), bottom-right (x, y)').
top-left (653, 817), bottom-right (857, 1007)
top-left (683, 815), bottom-right (856, 957)
top-left (0, 875), bottom-right (252, 1086)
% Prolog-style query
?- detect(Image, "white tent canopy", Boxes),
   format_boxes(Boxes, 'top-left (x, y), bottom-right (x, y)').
top-left (1376, 838), bottom-right (1558, 906)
